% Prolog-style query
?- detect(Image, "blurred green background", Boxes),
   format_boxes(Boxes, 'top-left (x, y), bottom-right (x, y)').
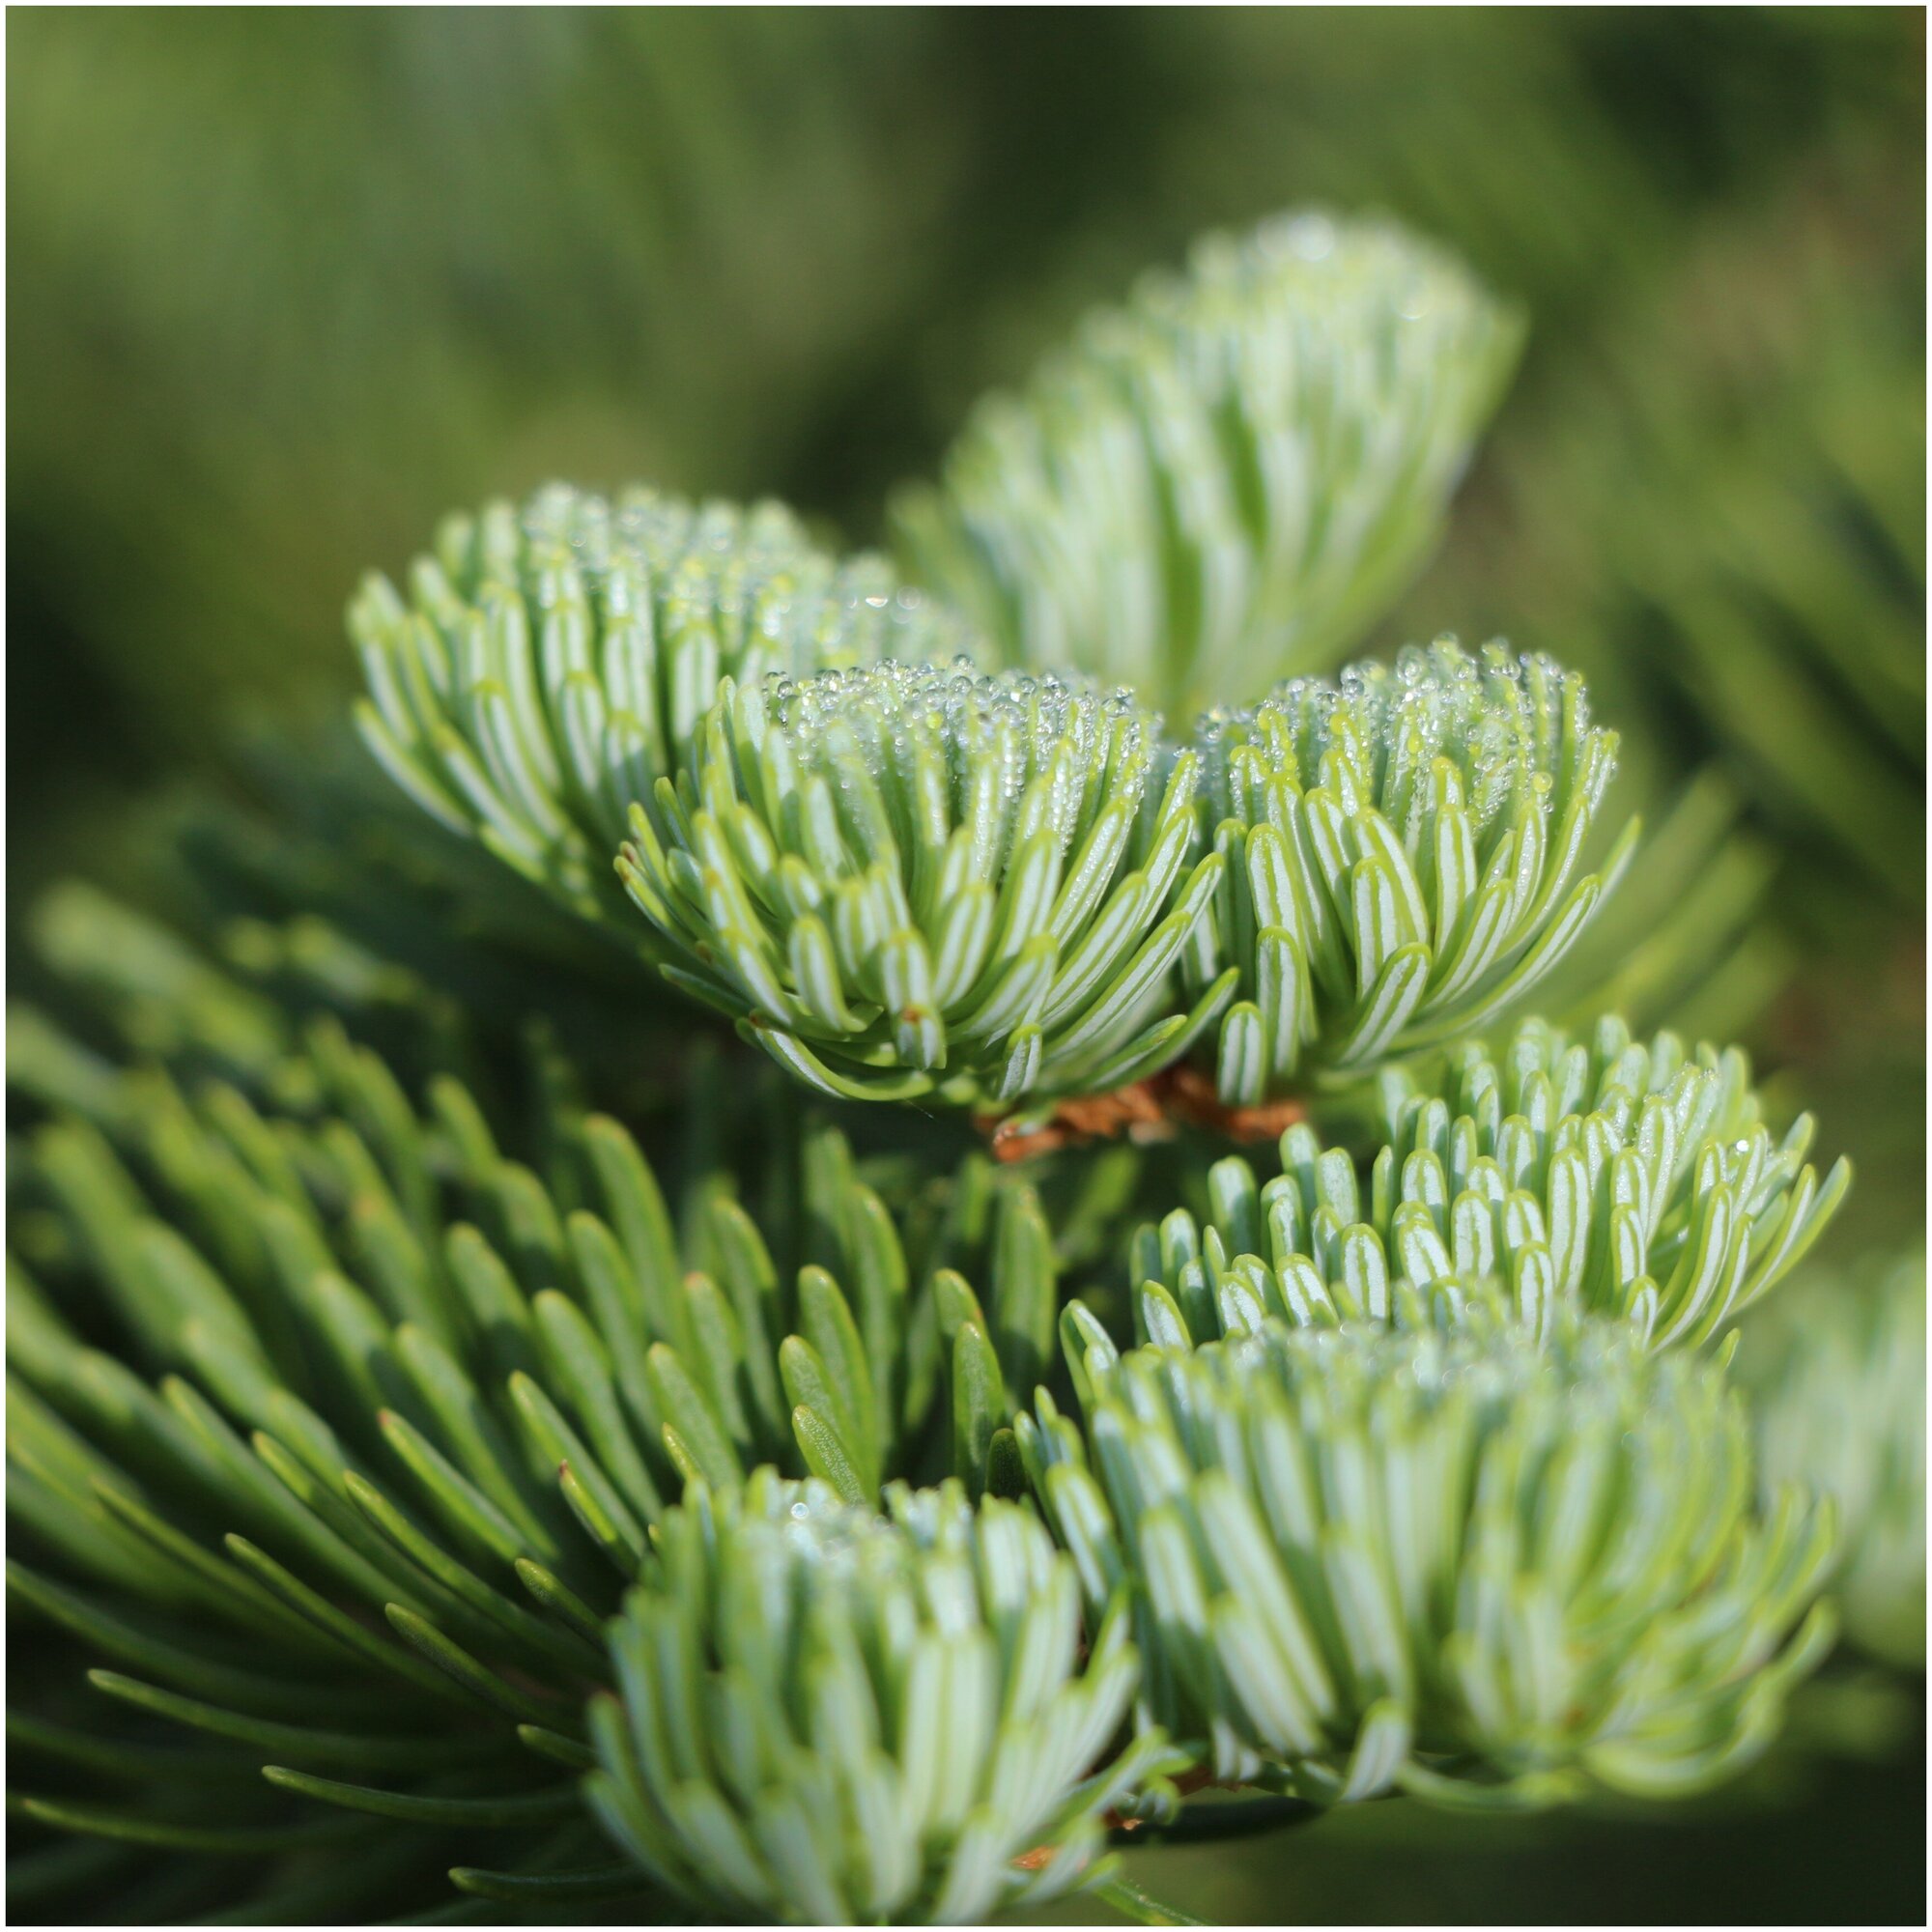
top-left (8, 8), bottom-right (1924, 1924)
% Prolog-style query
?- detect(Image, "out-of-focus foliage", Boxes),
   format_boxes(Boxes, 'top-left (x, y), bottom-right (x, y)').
top-left (1741, 1247), bottom-right (1926, 1671)
top-left (7, 11), bottom-right (962, 761)
top-left (1414, 182), bottom-right (1925, 921)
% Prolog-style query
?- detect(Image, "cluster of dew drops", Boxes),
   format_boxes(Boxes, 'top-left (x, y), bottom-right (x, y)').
top-left (775, 1482), bottom-right (903, 1578)
top-left (761, 657), bottom-right (1149, 816)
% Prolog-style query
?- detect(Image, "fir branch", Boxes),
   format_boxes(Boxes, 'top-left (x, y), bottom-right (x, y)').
top-left (614, 639), bottom-right (1643, 1117)
top-left (10, 170), bottom-right (1889, 1932)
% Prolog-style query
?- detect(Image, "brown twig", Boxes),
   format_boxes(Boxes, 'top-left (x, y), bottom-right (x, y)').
top-left (981, 1066), bottom-right (1304, 1163)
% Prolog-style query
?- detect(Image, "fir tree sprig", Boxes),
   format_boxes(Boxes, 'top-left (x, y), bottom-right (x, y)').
top-left (894, 210), bottom-right (1524, 719)
top-left (1022, 1316), bottom-right (1837, 1802)
top-left (1128, 1015), bottom-right (1848, 1351)
top-left (1191, 640), bottom-right (1636, 1100)
top-left (617, 659), bottom-right (1233, 1106)
top-left (349, 485), bottom-right (970, 932)
top-left (588, 1473), bottom-right (1185, 1924)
